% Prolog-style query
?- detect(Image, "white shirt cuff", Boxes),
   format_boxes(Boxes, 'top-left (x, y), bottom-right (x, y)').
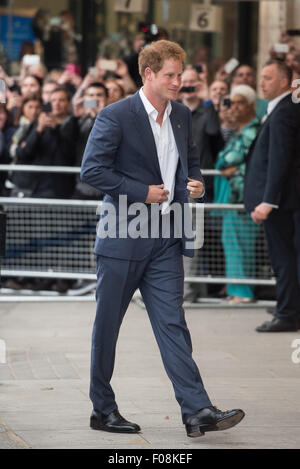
top-left (263, 202), bottom-right (279, 209)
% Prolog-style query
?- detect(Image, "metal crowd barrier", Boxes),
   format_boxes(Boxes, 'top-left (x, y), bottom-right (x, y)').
top-left (0, 165), bottom-right (275, 305)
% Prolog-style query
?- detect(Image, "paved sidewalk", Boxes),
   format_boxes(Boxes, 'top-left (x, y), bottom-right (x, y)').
top-left (0, 299), bottom-right (300, 449)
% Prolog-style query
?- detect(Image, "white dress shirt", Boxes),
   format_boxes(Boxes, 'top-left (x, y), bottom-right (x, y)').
top-left (139, 88), bottom-right (179, 214)
top-left (267, 90), bottom-right (291, 116)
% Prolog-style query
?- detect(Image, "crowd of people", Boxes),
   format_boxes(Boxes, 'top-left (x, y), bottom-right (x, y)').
top-left (0, 23), bottom-right (300, 299)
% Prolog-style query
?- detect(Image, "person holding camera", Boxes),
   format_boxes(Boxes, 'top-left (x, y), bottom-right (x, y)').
top-left (73, 82), bottom-right (108, 200)
top-left (32, 10), bottom-right (63, 71)
top-left (232, 65), bottom-right (268, 120)
top-left (11, 86), bottom-right (77, 199)
top-left (123, 33), bottom-right (146, 89)
top-left (9, 94), bottom-right (42, 161)
top-left (0, 104), bottom-right (16, 196)
top-left (20, 75), bottom-right (43, 99)
top-left (42, 79), bottom-right (58, 105)
top-left (179, 68), bottom-right (226, 302)
top-left (214, 85), bottom-right (260, 304)
top-left (218, 94), bottom-right (237, 142)
top-left (6, 87), bottom-right (77, 292)
top-left (180, 72), bottom-right (227, 202)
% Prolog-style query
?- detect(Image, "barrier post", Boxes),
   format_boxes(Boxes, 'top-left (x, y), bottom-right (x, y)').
top-left (0, 208), bottom-right (7, 287)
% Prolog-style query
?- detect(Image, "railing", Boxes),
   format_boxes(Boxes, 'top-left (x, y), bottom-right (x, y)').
top-left (0, 165), bottom-right (275, 304)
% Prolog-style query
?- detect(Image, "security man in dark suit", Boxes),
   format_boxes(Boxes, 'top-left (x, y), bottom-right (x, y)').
top-left (244, 60), bottom-right (300, 332)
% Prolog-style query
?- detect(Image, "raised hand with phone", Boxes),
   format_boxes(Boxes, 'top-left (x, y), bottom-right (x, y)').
top-left (11, 86), bottom-right (77, 199)
top-left (196, 63), bottom-right (210, 102)
top-left (96, 57), bottom-right (136, 95)
top-left (37, 110), bottom-right (56, 133)
top-left (0, 66), bottom-right (14, 89)
top-left (74, 82), bottom-right (108, 118)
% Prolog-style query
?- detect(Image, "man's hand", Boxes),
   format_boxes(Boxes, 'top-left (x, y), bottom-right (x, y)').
top-left (196, 64), bottom-right (210, 102)
top-left (73, 97), bottom-right (85, 117)
top-left (37, 112), bottom-right (56, 133)
top-left (187, 178), bottom-right (204, 198)
top-left (84, 107), bottom-right (98, 118)
top-left (6, 91), bottom-right (23, 111)
top-left (251, 203), bottom-right (273, 224)
top-left (80, 73), bottom-right (96, 90)
top-left (214, 65), bottom-right (230, 82)
top-left (145, 184), bottom-right (169, 204)
top-left (0, 65), bottom-right (14, 88)
top-left (221, 166), bottom-right (237, 178)
top-left (116, 60), bottom-right (129, 78)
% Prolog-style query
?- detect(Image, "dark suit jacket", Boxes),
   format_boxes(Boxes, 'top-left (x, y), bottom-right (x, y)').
top-left (244, 93), bottom-right (300, 212)
top-left (190, 103), bottom-right (224, 202)
top-left (12, 116), bottom-right (77, 198)
top-left (80, 91), bottom-right (204, 260)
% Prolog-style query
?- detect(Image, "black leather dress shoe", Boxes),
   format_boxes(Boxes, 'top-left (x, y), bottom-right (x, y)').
top-left (185, 406), bottom-right (245, 438)
top-left (256, 317), bottom-right (299, 332)
top-left (90, 409), bottom-right (141, 433)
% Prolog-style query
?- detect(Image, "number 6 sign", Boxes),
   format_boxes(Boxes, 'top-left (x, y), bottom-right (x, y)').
top-left (114, 0), bottom-right (149, 14)
top-left (189, 4), bottom-right (222, 33)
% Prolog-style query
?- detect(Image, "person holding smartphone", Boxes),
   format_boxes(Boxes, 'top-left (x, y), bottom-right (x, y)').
top-left (20, 75), bottom-right (43, 99)
top-left (0, 104), bottom-right (16, 195)
top-left (232, 65), bottom-right (268, 120)
top-left (214, 85), bottom-right (261, 305)
top-left (73, 82), bottom-right (108, 200)
top-left (82, 82), bottom-right (108, 117)
top-left (123, 33), bottom-right (146, 88)
top-left (11, 86), bottom-right (77, 199)
top-left (42, 79), bottom-right (58, 105)
top-left (9, 94), bottom-right (42, 163)
top-left (179, 68), bottom-right (225, 302)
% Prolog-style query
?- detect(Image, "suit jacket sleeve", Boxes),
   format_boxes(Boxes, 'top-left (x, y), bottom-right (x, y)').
top-left (264, 105), bottom-right (297, 205)
top-left (14, 124), bottom-right (40, 164)
top-left (186, 108), bottom-right (205, 199)
top-left (81, 107), bottom-right (149, 203)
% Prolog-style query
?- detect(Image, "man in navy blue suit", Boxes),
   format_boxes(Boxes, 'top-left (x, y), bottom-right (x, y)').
top-left (244, 60), bottom-right (300, 332)
top-left (81, 40), bottom-right (244, 438)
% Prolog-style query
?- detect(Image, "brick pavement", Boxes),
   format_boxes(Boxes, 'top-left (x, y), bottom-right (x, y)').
top-left (0, 300), bottom-right (300, 449)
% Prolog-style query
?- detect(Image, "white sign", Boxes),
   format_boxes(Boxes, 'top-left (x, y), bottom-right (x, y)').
top-left (114, 0), bottom-right (149, 14)
top-left (189, 4), bottom-right (222, 33)
top-left (291, 339), bottom-right (300, 364)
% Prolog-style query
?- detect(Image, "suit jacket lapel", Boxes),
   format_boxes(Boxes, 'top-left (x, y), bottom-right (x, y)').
top-left (246, 94), bottom-right (291, 163)
top-left (246, 117), bottom-right (268, 161)
top-left (170, 107), bottom-right (187, 175)
top-left (130, 92), bottom-right (163, 180)
top-left (257, 93), bottom-right (291, 127)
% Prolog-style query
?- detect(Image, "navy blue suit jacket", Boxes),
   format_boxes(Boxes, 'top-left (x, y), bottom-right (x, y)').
top-left (244, 93), bottom-right (300, 212)
top-left (81, 91), bottom-right (204, 260)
